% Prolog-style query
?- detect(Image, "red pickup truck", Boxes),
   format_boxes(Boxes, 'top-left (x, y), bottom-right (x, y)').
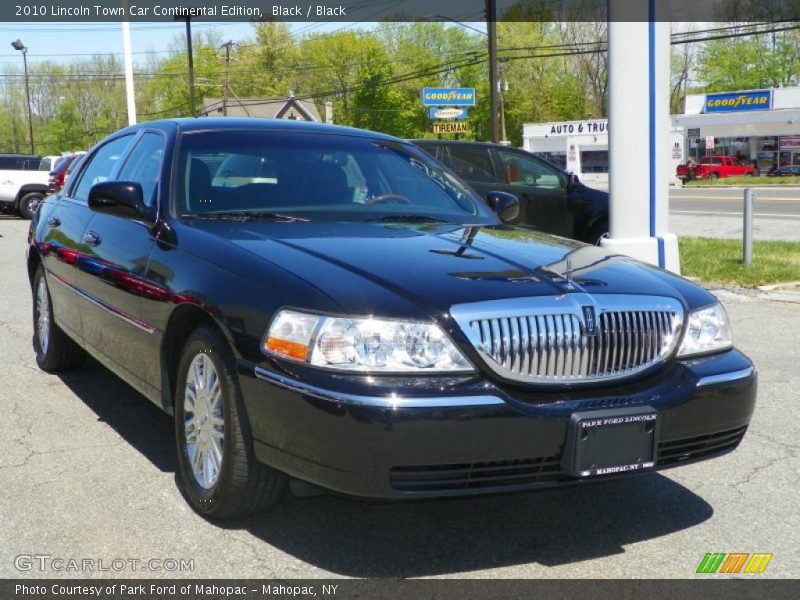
top-left (677, 156), bottom-right (757, 181)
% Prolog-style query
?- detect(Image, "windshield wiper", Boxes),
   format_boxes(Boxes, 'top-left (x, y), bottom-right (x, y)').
top-left (181, 211), bottom-right (306, 222)
top-left (366, 214), bottom-right (451, 223)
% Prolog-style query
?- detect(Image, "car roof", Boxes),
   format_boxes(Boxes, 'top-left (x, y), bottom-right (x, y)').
top-left (115, 117), bottom-right (401, 142)
top-left (409, 139), bottom-right (518, 150)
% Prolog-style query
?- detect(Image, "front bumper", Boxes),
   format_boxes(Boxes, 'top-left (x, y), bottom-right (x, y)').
top-left (238, 349), bottom-right (756, 499)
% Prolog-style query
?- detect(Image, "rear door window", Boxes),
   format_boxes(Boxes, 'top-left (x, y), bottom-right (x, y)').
top-left (446, 145), bottom-right (496, 183)
top-left (71, 135), bottom-right (135, 203)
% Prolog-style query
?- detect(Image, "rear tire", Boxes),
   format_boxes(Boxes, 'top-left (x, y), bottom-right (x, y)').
top-left (32, 266), bottom-right (86, 372)
top-left (19, 192), bottom-right (44, 220)
top-left (708, 172), bottom-right (719, 180)
top-left (174, 325), bottom-right (285, 519)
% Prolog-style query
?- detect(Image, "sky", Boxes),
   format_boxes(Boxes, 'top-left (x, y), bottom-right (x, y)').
top-left (0, 21), bottom-right (372, 70)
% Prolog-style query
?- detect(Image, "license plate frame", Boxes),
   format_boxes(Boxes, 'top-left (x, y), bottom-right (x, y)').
top-left (562, 406), bottom-right (659, 478)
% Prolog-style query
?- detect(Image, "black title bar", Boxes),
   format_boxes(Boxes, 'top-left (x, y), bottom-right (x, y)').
top-left (3, 0), bottom-right (800, 22)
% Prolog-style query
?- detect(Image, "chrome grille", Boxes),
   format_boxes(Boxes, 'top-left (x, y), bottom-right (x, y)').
top-left (451, 294), bottom-right (684, 384)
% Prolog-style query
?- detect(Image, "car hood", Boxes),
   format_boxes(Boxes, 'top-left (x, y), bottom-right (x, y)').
top-left (193, 221), bottom-right (712, 317)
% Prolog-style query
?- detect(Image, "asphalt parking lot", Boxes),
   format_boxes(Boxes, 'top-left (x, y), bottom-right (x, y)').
top-left (0, 216), bottom-right (798, 579)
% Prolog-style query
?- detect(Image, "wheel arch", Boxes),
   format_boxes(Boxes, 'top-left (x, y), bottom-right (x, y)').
top-left (27, 247), bottom-right (42, 288)
top-left (16, 184), bottom-right (48, 205)
top-left (160, 303), bottom-right (236, 416)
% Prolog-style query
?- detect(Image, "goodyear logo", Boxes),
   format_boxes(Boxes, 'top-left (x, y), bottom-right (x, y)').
top-left (696, 552), bottom-right (773, 574)
top-left (704, 90), bottom-right (771, 113)
top-left (421, 88), bottom-right (476, 107)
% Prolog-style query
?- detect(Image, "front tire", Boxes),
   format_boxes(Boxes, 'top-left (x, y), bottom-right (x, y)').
top-left (19, 192), bottom-right (44, 220)
top-left (174, 325), bottom-right (284, 519)
top-left (32, 266), bottom-right (86, 372)
top-left (587, 222), bottom-right (609, 246)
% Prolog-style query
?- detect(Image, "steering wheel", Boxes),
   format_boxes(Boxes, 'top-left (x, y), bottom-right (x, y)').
top-left (365, 194), bottom-right (412, 205)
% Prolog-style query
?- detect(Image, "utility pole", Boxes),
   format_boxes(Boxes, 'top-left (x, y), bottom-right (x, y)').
top-left (174, 13), bottom-right (196, 117)
top-left (486, 0), bottom-right (499, 143)
top-left (498, 60), bottom-right (507, 143)
top-left (220, 40), bottom-right (234, 117)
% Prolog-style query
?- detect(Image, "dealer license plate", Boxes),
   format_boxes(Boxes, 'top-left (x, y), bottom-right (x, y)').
top-left (563, 407), bottom-right (658, 478)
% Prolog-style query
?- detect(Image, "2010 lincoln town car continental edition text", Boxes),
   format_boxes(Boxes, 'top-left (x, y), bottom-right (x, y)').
top-left (28, 119), bottom-right (757, 519)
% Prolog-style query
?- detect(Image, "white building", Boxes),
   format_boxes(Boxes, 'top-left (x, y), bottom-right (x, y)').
top-left (673, 87), bottom-right (800, 174)
top-left (521, 118), bottom-right (685, 187)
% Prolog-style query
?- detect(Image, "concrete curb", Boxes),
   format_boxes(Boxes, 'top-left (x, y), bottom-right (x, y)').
top-left (757, 281), bottom-right (800, 292)
top-left (680, 185), bottom-right (800, 190)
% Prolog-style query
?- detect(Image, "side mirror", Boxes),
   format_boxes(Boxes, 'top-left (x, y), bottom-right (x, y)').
top-left (486, 191), bottom-right (520, 223)
top-left (88, 181), bottom-right (151, 221)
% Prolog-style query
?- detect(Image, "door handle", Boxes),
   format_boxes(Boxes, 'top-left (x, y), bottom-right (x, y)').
top-left (47, 217), bottom-right (60, 227)
top-left (82, 231), bottom-right (101, 247)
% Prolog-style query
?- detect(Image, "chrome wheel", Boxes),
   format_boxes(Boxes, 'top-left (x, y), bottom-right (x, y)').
top-left (183, 353), bottom-right (224, 489)
top-left (36, 277), bottom-right (51, 355)
top-left (26, 195), bottom-right (41, 213)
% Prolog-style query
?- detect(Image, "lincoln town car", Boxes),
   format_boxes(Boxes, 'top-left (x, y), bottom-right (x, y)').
top-left (28, 119), bottom-right (757, 519)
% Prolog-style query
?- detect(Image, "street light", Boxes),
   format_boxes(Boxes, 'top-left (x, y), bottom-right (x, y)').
top-left (11, 39), bottom-right (34, 154)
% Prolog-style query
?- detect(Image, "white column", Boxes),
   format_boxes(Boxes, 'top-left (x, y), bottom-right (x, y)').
top-left (601, 1), bottom-right (679, 273)
top-left (121, 1), bottom-right (137, 126)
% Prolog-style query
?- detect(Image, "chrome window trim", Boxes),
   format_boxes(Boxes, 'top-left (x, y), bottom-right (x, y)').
top-left (450, 294), bottom-right (685, 385)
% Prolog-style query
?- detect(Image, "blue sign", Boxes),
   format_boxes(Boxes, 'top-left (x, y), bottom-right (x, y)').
top-left (429, 107), bottom-right (468, 120)
top-left (421, 87), bottom-right (476, 107)
top-left (704, 90), bottom-right (772, 113)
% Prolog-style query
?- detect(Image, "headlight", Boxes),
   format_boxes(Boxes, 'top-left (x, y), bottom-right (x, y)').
top-left (677, 302), bottom-right (733, 358)
top-left (263, 309), bottom-right (473, 373)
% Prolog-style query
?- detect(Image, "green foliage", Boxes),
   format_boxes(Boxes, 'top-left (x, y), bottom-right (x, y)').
top-left (696, 29), bottom-right (800, 92)
top-left (10, 21), bottom-right (794, 153)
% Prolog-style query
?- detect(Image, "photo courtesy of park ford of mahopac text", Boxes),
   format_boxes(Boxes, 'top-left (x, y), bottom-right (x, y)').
top-left (0, 0), bottom-right (798, 599)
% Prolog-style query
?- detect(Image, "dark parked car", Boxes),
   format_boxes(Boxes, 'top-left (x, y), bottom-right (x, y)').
top-left (766, 165), bottom-right (800, 177)
top-left (411, 139), bottom-right (609, 244)
top-left (29, 119), bottom-right (756, 519)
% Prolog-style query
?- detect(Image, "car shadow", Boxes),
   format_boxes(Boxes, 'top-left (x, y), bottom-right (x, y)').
top-left (58, 358), bottom-right (714, 577)
top-left (57, 357), bottom-right (175, 473)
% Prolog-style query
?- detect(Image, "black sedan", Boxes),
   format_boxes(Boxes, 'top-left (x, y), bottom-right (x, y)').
top-left (28, 119), bottom-right (756, 519)
top-left (411, 139), bottom-right (610, 244)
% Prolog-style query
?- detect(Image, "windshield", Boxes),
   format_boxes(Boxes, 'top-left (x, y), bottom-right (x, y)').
top-left (176, 130), bottom-right (496, 224)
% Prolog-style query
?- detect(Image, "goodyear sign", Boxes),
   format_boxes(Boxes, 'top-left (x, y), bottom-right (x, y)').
top-left (704, 90), bottom-right (771, 113)
top-left (429, 107), bottom-right (468, 120)
top-left (421, 88), bottom-right (476, 107)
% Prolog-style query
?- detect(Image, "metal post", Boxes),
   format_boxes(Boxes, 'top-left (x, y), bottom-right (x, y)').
top-left (486, 0), bottom-right (498, 143)
top-left (121, 15), bottom-right (137, 125)
top-left (743, 188), bottom-right (754, 265)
